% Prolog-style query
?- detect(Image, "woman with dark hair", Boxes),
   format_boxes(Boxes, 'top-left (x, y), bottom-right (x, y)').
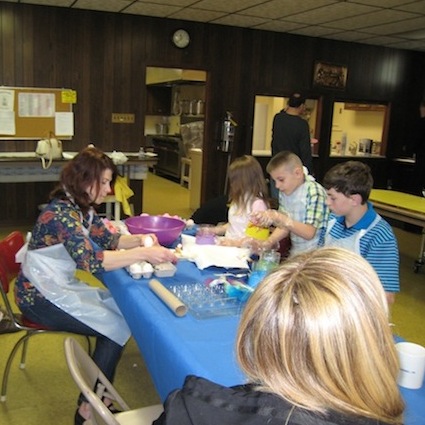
top-left (15, 146), bottom-right (176, 424)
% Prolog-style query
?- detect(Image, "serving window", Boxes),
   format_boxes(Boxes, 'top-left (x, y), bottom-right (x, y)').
top-left (330, 101), bottom-right (389, 157)
top-left (251, 95), bottom-right (321, 157)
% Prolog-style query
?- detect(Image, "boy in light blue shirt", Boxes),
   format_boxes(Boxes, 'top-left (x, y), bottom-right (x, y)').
top-left (321, 161), bottom-right (399, 304)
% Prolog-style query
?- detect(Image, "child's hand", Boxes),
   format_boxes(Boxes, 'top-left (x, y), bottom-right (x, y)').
top-left (250, 210), bottom-right (293, 229)
top-left (275, 212), bottom-right (293, 230)
top-left (249, 210), bottom-right (274, 227)
top-left (217, 237), bottom-right (241, 247)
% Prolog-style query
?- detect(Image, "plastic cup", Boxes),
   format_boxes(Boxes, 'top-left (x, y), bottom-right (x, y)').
top-left (195, 224), bottom-right (216, 245)
top-left (396, 342), bottom-right (425, 389)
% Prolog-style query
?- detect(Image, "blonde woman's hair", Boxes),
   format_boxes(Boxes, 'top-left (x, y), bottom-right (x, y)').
top-left (228, 155), bottom-right (269, 211)
top-left (237, 247), bottom-right (404, 424)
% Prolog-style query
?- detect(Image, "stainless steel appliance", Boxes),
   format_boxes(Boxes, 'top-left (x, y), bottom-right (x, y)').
top-left (151, 136), bottom-right (185, 179)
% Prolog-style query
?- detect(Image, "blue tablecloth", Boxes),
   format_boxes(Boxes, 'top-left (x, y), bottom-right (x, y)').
top-left (103, 260), bottom-right (246, 401)
top-left (103, 260), bottom-right (425, 424)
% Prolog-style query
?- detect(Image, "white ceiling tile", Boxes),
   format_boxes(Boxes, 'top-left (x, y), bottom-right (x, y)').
top-left (386, 39), bottom-right (425, 50)
top-left (323, 9), bottom-right (419, 31)
top-left (8, 0), bottom-right (425, 51)
top-left (240, 0), bottom-right (337, 19)
top-left (194, 0), bottom-right (265, 13)
top-left (254, 20), bottom-right (306, 32)
top-left (73, 0), bottom-right (132, 12)
top-left (326, 31), bottom-right (382, 42)
top-left (394, 0), bottom-right (425, 14)
top-left (359, 35), bottom-right (410, 45)
top-left (287, 3), bottom-right (380, 25)
top-left (134, 0), bottom-right (194, 5)
top-left (123, 2), bottom-right (181, 17)
top-left (22, 0), bottom-right (74, 6)
top-left (347, 0), bottom-right (419, 7)
top-left (212, 14), bottom-right (268, 28)
top-left (170, 9), bottom-right (227, 22)
top-left (288, 25), bottom-right (345, 38)
top-left (365, 16), bottom-right (425, 35)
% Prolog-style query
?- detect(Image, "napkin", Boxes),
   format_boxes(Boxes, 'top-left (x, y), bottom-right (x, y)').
top-left (180, 235), bottom-right (250, 269)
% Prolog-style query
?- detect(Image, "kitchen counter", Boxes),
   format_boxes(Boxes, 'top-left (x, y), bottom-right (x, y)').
top-left (0, 152), bottom-right (158, 222)
top-left (392, 157), bottom-right (415, 164)
top-left (0, 152), bottom-right (157, 183)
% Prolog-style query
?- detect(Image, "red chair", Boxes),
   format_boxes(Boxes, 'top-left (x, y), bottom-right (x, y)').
top-left (0, 231), bottom-right (91, 402)
top-left (0, 231), bottom-right (25, 279)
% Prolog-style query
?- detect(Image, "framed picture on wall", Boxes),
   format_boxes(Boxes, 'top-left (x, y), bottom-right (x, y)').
top-left (313, 61), bottom-right (348, 90)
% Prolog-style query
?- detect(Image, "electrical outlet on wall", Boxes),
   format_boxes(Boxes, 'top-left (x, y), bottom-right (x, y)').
top-left (112, 113), bottom-right (135, 123)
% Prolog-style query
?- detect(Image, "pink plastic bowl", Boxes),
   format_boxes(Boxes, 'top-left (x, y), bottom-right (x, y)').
top-left (125, 215), bottom-right (185, 246)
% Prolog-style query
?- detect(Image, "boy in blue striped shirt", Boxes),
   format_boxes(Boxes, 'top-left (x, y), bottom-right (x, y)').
top-left (321, 161), bottom-right (399, 304)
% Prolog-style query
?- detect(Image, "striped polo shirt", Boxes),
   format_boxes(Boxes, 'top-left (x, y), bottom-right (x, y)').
top-left (321, 202), bottom-right (400, 293)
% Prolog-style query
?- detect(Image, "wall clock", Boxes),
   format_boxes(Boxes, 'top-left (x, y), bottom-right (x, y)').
top-left (172, 29), bottom-right (190, 48)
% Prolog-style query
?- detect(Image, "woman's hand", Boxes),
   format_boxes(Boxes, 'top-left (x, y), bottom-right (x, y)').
top-left (117, 233), bottom-right (159, 250)
top-left (139, 233), bottom-right (159, 247)
top-left (137, 246), bottom-right (178, 265)
top-left (103, 245), bottom-right (178, 270)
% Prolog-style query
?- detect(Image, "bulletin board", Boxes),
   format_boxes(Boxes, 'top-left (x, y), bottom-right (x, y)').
top-left (0, 86), bottom-right (75, 140)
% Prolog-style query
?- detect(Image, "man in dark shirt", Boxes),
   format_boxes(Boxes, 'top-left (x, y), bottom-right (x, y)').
top-left (271, 93), bottom-right (312, 170)
top-left (270, 93), bottom-right (312, 199)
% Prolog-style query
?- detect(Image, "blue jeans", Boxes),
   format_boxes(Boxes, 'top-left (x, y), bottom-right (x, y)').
top-left (21, 296), bottom-right (124, 383)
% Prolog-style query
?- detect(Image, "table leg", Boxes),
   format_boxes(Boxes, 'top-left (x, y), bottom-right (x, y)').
top-left (129, 180), bottom-right (143, 215)
top-left (414, 228), bottom-right (425, 273)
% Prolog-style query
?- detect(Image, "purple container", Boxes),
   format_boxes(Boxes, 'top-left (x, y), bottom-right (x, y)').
top-left (195, 224), bottom-right (216, 245)
top-left (125, 215), bottom-right (185, 246)
top-left (195, 234), bottom-right (216, 245)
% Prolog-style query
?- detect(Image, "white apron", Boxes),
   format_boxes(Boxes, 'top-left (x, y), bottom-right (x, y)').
top-left (325, 214), bottom-right (380, 254)
top-left (21, 208), bottom-right (131, 346)
top-left (280, 174), bottom-right (320, 256)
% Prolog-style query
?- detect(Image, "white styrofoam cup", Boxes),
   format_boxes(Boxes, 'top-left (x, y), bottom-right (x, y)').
top-left (396, 342), bottom-right (425, 389)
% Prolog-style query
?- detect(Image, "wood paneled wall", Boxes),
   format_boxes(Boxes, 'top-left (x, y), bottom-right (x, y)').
top-left (1, 2), bottom-right (425, 223)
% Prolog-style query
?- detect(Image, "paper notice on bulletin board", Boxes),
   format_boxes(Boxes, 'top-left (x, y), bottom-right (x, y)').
top-left (61, 90), bottom-right (77, 104)
top-left (0, 110), bottom-right (16, 135)
top-left (0, 89), bottom-right (15, 111)
top-left (18, 92), bottom-right (55, 117)
top-left (55, 112), bottom-right (74, 136)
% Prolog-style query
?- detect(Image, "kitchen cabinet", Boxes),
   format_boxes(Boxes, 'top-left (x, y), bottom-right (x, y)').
top-left (146, 86), bottom-right (171, 115)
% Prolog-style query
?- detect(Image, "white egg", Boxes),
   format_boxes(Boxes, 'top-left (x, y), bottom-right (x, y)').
top-left (144, 236), bottom-right (154, 247)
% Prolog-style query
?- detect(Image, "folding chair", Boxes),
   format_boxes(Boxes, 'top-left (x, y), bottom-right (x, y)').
top-left (64, 337), bottom-right (163, 425)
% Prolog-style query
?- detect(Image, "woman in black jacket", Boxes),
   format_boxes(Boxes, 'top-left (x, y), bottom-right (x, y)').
top-left (154, 247), bottom-right (404, 425)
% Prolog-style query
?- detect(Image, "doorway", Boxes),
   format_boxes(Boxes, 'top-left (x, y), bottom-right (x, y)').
top-left (144, 67), bottom-right (206, 214)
